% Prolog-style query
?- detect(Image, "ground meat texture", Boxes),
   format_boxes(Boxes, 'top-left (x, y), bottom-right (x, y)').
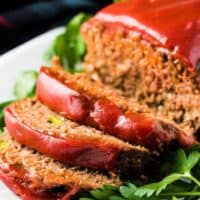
top-left (39, 66), bottom-right (150, 114)
top-left (36, 67), bottom-right (195, 149)
top-left (81, 19), bottom-right (200, 137)
top-left (9, 99), bottom-right (136, 151)
top-left (6, 99), bottom-right (160, 180)
top-left (0, 133), bottom-right (121, 193)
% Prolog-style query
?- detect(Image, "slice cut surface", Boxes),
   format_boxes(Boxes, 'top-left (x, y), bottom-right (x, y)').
top-left (36, 66), bottom-right (196, 149)
top-left (5, 99), bottom-right (153, 179)
top-left (0, 133), bottom-right (121, 200)
top-left (81, 8), bottom-right (200, 140)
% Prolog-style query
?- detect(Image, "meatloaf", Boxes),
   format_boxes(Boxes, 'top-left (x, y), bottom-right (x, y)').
top-left (0, 132), bottom-right (120, 199)
top-left (36, 66), bottom-right (196, 149)
top-left (81, 0), bottom-right (200, 137)
top-left (5, 98), bottom-right (156, 179)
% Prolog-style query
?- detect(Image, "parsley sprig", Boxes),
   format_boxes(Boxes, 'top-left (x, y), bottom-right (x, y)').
top-left (79, 147), bottom-right (200, 200)
top-left (0, 101), bottom-right (13, 130)
top-left (47, 13), bottom-right (91, 73)
top-left (0, 70), bottom-right (38, 130)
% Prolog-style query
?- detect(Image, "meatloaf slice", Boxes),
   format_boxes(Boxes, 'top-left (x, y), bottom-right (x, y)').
top-left (0, 132), bottom-right (120, 200)
top-left (5, 98), bottom-right (155, 179)
top-left (81, 0), bottom-right (200, 138)
top-left (36, 66), bottom-right (196, 150)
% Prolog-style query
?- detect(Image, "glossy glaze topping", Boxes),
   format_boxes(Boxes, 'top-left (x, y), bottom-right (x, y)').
top-left (36, 67), bottom-right (196, 149)
top-left (5, 107), bottom-right (121, 170)
top-left (95, 0), bottom-right (200, 71)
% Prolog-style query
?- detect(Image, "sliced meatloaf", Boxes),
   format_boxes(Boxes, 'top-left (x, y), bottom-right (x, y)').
top-left (81, 0), bottom-right (200, 138)
top-left (0, 132), bottom-right (120, 199)
top-left (36, 66), bottom-right (196, 150)
top-left (5, 98), bottom-right (156, 179)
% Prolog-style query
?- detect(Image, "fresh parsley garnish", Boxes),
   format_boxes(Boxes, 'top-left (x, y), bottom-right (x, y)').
top-left (49, 13), bottom-right (91, 73)
top-left (79, 148), bottom-right (200, 200)
top-left (14, 70), bottom-right (38, 99)
top-left (0, 100), bottom-right (13, 130)
top-left (0, 70), bottom-right (38, 129)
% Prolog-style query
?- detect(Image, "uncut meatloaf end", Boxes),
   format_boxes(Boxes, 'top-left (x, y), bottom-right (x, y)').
top-left (5, 98), bottom-right (156, 180)
top-left (81, 11), bottom-right (200, 138)
top-left (0, 132), bottom-right (121, 199)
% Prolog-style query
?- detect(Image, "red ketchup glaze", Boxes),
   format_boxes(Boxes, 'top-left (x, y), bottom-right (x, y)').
top-left (37, 68), bottom-right (90, 121)
top-left (37, 67), bottom-right (196, 149)
top-left (5, 107), bottom-right (119, 170)
top-left (90, 99), bottom-right (159, 148)
top-left (95, 0), bottom-right (200, 71)
top-left (0, 169), bottom-right (78, 200)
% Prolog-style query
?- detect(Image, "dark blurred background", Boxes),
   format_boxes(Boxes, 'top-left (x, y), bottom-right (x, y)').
top-left (0, 0), bottom-right (112, 54)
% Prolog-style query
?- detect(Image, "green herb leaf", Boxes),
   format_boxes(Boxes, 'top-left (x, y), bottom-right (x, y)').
top-left (119, 184), bottom-right (137, 199)
top-left (185, 151), bottom-right (200, 172)
top-left (164, 148), bottom-right (200, 175)
top-left (109, 196), bottom-right (126, 200)
top-left (172, 149), bottom-right (188, 173)
top-left (1, 70), bottom-right (38, 129)
top-left (79, 147), bottom-right (200, 200)
top-left (103, 185), bottom-right (119, 192)
top-left (90, 188), bottom-right (117, 200)
top-left (134, 173), bottom-right (182, 197)
top-left (51, 13), bottom-right (91, 72)
top-left (0, 100), bottom-right (13, 129)
top-left (13, 70), bottom-right (38, 99)
top-left (187, 144), bottom-right (200, 153)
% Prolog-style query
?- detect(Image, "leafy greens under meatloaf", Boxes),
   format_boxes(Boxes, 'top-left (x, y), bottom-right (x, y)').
top-left (5, 98), bottom-right (157, 180)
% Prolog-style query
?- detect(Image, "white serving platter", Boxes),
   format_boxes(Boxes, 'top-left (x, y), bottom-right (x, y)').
top-left (0, 27), bottom-right (64, 200)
